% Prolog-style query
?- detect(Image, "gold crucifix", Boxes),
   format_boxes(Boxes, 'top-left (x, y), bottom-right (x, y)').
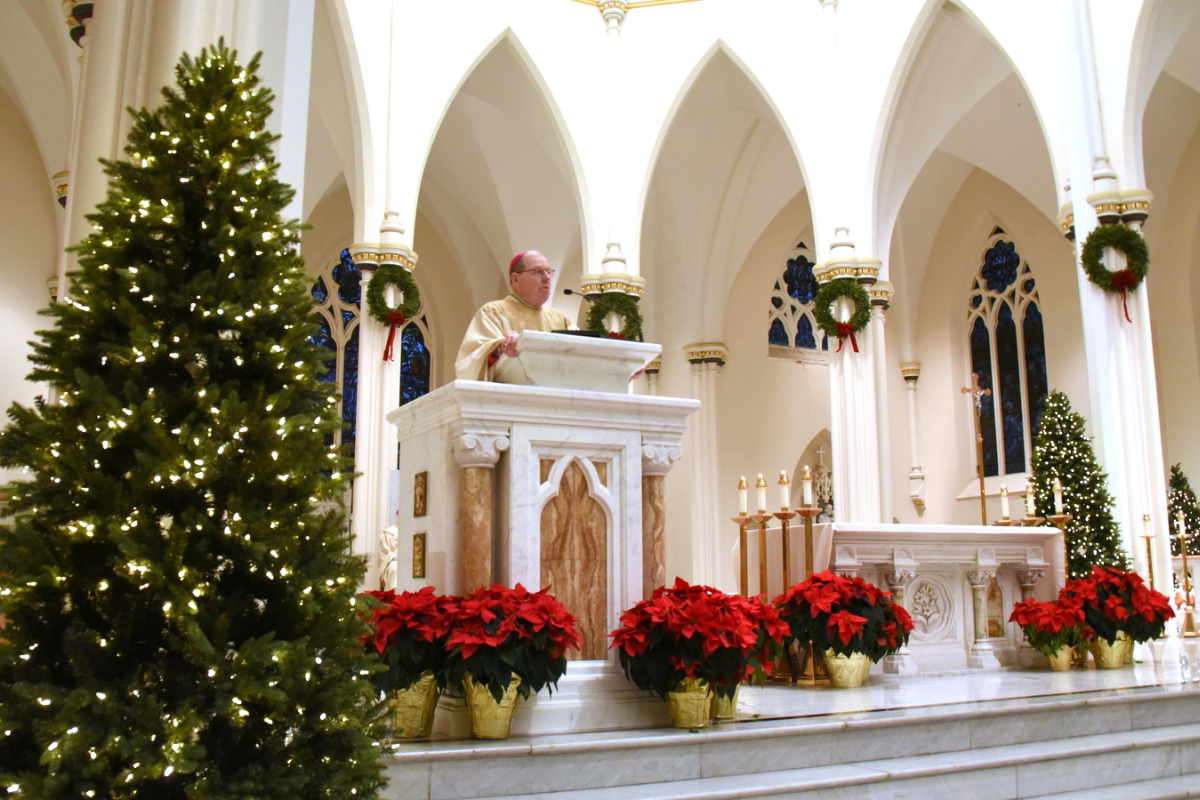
top-left (961, 372), bottom-right (992, 525)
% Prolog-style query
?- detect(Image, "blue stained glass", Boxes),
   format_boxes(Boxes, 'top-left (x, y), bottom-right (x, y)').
top-left (971, 295), bottom-right (982, 308)
top-left (784, 255), bottom-right (818, 304)
top-left (982, 241), bottom-right (1020, 293)
top-left (1024, 303), bottom-right (1048, 436)
top-left (795, 316), bottom-right (816, 349)
top-left (771, 296), bottom-right (783, 309)
top-left (400, 325), bottom-right (431, 405)
top-left (334, 248), bottom-right (362, 307)
top-left (1024, 279), bottom-right (1035, 293)
top-left (970, 317), bottom-right (999, 477)
top-left (342, 324), bottom-right (359, 455)
top-left (996, 302), bottom-right (1025, 473)
top-left (341, 309), bottom-right (355, 327)
top-left (311, 276), bottom-right (328, 303)
top-left (310, 316), bottom-right (337, 384)
top-left (821, 335), bottom-right (828, 351)
top-left (769, 319), bottom-right (789, 346)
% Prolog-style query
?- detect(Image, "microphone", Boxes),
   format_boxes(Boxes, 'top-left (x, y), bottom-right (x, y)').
top-left (563, 289), bottom-right (643, 342)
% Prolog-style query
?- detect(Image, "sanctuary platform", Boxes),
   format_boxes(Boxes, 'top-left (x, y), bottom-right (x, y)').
top-left (383, 639), bottom-right (1200, 800)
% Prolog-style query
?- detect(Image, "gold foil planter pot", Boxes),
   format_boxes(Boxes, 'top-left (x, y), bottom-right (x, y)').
top-left (711, 683), bottom-right (741, 721)
top-left (463, 673), bottom-right (522, 740)
top-left (387, 670), bottom-right (441, 740)
top-left (1089, 631), bottom-right (1133, 669)
top-left (667, 678), bottom-right (712, 729)
top-left (823, 649), bottom-right (872, 688)
top-left (1045, 647), bottom-right (1074, 672)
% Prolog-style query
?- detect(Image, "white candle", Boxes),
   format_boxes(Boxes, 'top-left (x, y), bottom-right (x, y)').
top-left (1179, 511), bottom-right (1187, 536)
top-left (1052, 477), bottom-right (1064, 514)
top-left (802, 466), bottom-right (813, 507)
top-left (778, 470), bottom-right (790, 510)
top-left (999, 484), bottom-right (1010, 520)
top-left (756, 474), bottom-right (767, 513)
top-left (1025, 486), bottom-right (1036, 518)
top-left (737, 477), bottom-right (748, 515)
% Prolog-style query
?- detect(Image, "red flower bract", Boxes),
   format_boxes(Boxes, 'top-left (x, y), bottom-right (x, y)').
top-left (774, 572), bottom-right (912, 661)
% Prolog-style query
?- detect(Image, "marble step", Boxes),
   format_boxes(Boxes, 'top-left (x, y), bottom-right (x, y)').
top-left (384, 687), bottom-right (1200, 800)
top-left (1025, 774), bottom-right (1200, 800)
top-left (463, 722), bottom-right (1200, 800)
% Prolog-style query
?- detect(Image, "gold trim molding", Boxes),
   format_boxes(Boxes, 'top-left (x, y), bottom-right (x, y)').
top-left (684, 342), bottom-right (727, 365)
top-left (348, 243), bottom-right (417, 272)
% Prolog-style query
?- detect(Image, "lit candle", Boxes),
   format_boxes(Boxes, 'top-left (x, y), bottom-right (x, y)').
top-left (1052, 477), bottom-right (1064, 515)
top-left (1179, 511), bottom-right (1187, 537)
top-left (778, 470), bottom-right (790, 510)
top-left (1025, 486), bottom-right (1036, 518)
top-left (756, 474), bottom-right (767, 513)
top-left (738, 477), bottom-right (748, 515)
top-left (802, 466), bottom-right (814, 507)
top-left (999, 484), bottom-right (1010, 520)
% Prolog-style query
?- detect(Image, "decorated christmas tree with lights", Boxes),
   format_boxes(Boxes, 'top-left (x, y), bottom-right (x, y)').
top-left (0, 44), bottom-right (384, 798)
top-left (1168, 463), bottom-right (1200, 557)
top-left (1029, 390), bottom-right (1129, 579)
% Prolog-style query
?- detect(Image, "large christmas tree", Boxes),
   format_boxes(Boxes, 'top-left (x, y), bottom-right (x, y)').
top-left (1168, 463), bottom-right (1200, 557)
top-left (0, 44), bottom-right (384, 799)
top-left (1028, 391), bottom-right (1128, 579)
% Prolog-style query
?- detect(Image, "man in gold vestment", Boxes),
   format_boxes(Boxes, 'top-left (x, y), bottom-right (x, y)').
top-left (454, 251), bottom-right (574, 382)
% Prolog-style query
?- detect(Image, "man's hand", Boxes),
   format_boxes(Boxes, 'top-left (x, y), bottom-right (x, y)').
top-left (499, 331), bottom-right (520, 358)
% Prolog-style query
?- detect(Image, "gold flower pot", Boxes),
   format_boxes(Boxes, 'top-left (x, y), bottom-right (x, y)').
top-left (711, 683), bottom-right (741, 721)
top-left (667, 678), bottom-right (712, 729)
top-left (1045, 647), bottom-right (1074, 672)
top-left (463, 673), bottom-right (522, 739)
top-left (823, 649), bottom-right (873, 689)
top-left (386, 670), bottom-right (441, 739)
top-left (1089, 632), bottom-right (1133, 669)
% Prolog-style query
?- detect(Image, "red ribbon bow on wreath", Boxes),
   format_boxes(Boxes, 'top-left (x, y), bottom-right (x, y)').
top-left (382, 310), bottom-right (407, 362)
top-left (836, 322), bottom-right (859, 353)
top-left (1109, 269), bottom-right (1137, 323)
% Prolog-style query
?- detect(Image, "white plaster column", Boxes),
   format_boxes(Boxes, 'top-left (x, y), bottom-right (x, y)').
top-left (815, 231), bottom-right (884, 523)
top-left (346, 244), bottom-right (412, 589)
top-left (1059, 0), bottom-right (1172, 593)
top-left (870, 283), bottom-right (893, 524)
top-left (901, 362), bottom-right (926, 513)
top-left (685, 344), bottom-right (727, 589)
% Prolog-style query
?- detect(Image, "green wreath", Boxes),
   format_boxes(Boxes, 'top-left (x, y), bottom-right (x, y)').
top-left (366, 263), bottom-right (421, 326)
top-left (584, 292), bottom-right (644, 340)
top-left (813, 279), bottom-right (872, 347)
top-left (1080, 224), bottom-right (1149, 293)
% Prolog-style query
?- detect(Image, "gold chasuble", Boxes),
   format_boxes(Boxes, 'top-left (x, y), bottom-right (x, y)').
top-left (454, 294), bottom-right (574, 382)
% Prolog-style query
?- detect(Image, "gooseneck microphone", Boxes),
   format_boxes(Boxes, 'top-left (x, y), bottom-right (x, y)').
top-left (563, 289), bottom-right (643, 342)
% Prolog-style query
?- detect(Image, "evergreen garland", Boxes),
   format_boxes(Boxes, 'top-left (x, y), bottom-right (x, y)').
top-left (1168, 464), bottom-right (1200, 558)
top-left (1079, 224), bottom-right (1149, 293)
top-left (584, 291), bottom-right (643, 340)
top-left (813, 279), bottom-right (871, 345)
top-left (1029, 391), bottom-right (1129, 579)
top-left (0, 43), bottom-right (385, 799)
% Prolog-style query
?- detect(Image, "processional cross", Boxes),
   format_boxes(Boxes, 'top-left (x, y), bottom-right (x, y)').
top-left (961, 373), bottom-right (991, 525)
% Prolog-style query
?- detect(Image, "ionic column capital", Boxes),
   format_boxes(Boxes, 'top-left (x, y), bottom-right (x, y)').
top-left (453, 425), bottom-right (511, 468)
top-left (348, 242), bottom-right (417, 274)
top-left (641, 441), bottom-right (683, 477)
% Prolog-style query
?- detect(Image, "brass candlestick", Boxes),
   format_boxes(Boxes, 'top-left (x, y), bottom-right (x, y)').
top-left (774, 509), bottom-right (798, 591)
top-left (1046, 513), bottom-right (1072, 530)
top-left (1022, 516), bottom-right (1046, 527)
top-left (732, 515), bottom-right (750, 596)
top-left (796, 506), bottom-right (821, 580)
top-left (749, 513), bottom-right (773, 597)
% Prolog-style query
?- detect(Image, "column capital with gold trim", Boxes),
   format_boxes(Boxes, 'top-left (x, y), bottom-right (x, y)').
top-left (684, 342), bottom-right (727, 366)
top-left (348, 242), bottom-right (417, 273)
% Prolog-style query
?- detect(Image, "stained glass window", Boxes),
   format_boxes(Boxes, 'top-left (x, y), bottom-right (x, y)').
top-left (310, 249), bottom-right (362, 458)
top-left (966, 234), bottom-right (1047, 476)
top-left (769, 245), bottom-right (828, 359)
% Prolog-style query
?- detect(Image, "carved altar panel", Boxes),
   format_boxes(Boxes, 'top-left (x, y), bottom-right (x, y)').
top-left (541, 459), bottom-right (608, 660)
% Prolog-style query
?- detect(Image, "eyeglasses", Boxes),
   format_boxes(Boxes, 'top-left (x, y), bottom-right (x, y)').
top-left (516, 268), bottom-right (555, 278)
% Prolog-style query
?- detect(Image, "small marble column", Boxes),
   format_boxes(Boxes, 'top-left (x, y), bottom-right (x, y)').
top-left (1016, 569), bottom-right (1044, 602)
top-left (454, 428), bottom-right (510, 593)
top-left (901, 362), bottom-right (926, 512)
top-left (967, 570), bottom-right (1002, 669)
top-left (641, 441), bottom-right (682, 598)
top-left (884, 569), bottom-right (919, 675)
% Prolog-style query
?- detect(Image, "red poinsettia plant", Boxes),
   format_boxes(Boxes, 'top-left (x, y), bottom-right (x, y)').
top-left (444, 583), bottom-right (582, 702)
top-left (1058, 566), bottom-right (1174, 645)
top-left (1008, 597), bottom-right (1085, 657)
top-left (359, 586), bottom-right (457, 694)
top-left (609, 578), bottom-right (789, 701)
top-left (774, 571), bottom-right (914, 661)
